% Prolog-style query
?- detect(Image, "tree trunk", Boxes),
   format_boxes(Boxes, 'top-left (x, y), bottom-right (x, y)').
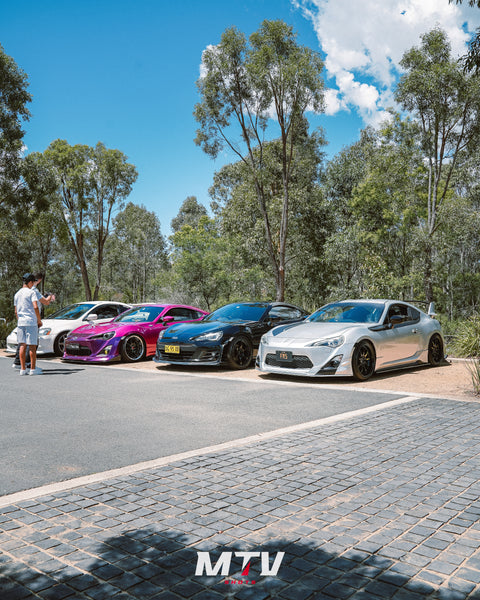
top-left (423, 241), bottom-right (434, 303)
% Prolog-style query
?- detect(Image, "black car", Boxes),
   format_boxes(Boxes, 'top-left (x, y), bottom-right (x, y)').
top-left (153, 301), bottom-right (307, 370)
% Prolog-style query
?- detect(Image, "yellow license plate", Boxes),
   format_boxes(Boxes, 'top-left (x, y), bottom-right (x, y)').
top-left (165, 344), bottom-right (180, 354)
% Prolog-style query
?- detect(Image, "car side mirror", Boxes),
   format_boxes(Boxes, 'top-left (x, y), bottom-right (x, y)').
top-left (86, 314), bottom-right (98, 321)
top-left (268, 317), bottom-right (282, 327)
top-left (389, 315), bottom-right (405, 328)
top-left (163, 316), bottom-right (175, 324)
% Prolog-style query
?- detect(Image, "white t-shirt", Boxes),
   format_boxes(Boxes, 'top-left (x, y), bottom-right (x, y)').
top-left (14, 287), bottom-right (38, 326)
top-left (32, 285), bottom-right (44, 302)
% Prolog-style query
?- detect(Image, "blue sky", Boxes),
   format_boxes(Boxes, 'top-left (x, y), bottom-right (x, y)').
top-left (1, 0), bottom-right (479, 235)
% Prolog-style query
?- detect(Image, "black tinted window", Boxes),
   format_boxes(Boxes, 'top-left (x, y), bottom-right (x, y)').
top-left (408, 306), bottom-right (420, 322)
top-left (95, 305), bottom-right (122, 319)
top-left (386, 304), bottom-right (409, 323)
top-left (203, 303), bottom-right (267, 323)
top-left (269, 306), bottom-right (304, 320)
top-left (164, 307), bottom-right (195, 321)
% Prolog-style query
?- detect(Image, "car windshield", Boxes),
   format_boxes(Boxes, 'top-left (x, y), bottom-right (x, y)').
top-left (114, 306), bottom-right (165, 323)
top-left (47, 303), bottom-right (96, 320)
top-left (307, 302), bottom-right (385, 324)
top-left (202, 303), bottom-right (268, 323)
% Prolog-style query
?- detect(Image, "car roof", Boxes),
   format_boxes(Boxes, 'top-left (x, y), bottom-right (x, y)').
top-left (70, 301), bottom-right (130, 305)
top-left (130, 303), bottom-right (167, 307)
top-left (221, 301), bottom-right (303, 308)
top-left (130, 303), bottom-right (206, 310)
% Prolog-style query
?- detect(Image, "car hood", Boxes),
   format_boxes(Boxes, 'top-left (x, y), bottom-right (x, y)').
top-left (162, 321), bottom-right (232, 341)
top-left (40, 318), bottom-right (85, 332)
top-left (267, 321), bottom-right (363, 343)
top-left (67, 322), bottom-right (123, 338)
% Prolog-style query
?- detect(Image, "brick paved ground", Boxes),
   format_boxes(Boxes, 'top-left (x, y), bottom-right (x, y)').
top-left (2, 397), bottom-right (480, 599)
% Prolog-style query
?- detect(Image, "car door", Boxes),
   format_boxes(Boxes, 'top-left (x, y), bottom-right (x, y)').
top-left (379, 303), bottom-right (422, 366)
top-left (128, 307), bottom-right (166, 354)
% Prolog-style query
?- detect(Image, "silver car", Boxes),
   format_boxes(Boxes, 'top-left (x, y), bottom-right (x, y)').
top-left (256, 299), bottom-right (444, 381)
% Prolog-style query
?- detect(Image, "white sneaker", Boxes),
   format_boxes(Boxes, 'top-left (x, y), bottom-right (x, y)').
top-left (29, 367), bottom-right (43, 376)
top-left (19, 370), bottom-right (27, 376)
top-left (12, 363), bottom-right (20, 369)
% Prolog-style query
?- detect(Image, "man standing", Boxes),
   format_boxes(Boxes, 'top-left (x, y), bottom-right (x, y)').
top-left (12, 272), bottom-right (54, 369)
top-left (14, 273), bottom-right (43, 375)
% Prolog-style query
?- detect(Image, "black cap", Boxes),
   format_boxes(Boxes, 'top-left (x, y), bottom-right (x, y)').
top-left (22, 273), bottom-right (35, 283)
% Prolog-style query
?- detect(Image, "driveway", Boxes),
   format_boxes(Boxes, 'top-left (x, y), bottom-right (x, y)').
top-left (1, 355), bottom-right (405, 496)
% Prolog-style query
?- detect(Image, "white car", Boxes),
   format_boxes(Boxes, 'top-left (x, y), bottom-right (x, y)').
top-left (7, 301), bottom-right (131, 356)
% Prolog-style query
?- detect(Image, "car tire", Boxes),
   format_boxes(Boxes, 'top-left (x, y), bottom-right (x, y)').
top-left (54, 332), bottom-right (69, 357)
top-left (428, 334), bottom-right (444, 366)
top-left (225, 335), bottom-right (253, 369)
top-left (120, 335), bottom-right (146, 362)
top-left (352, 340), bottom-right (376, 381)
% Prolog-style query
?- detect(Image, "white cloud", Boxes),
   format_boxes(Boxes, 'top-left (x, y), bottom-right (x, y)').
top-left (294, 0), bottom-right (480, 126)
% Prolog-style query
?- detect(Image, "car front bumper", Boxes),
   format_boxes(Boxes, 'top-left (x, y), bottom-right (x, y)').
top-left (63, 336), bottom-right (122, 363)
top-left (257, 341), bottom-right (355, 377)
top-left (154, 341), bottom-right (225, 366)
top-left (7, 330), bottom-right (54, 354)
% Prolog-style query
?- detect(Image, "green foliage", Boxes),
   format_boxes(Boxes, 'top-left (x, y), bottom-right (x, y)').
top-left (41, 139), bottom-right (138, 300)
top-left (195, 19), bottom-right (325, 300)
top-left (0, 317), bottom-right (16, 348)
top-left (169, 216), bottom-right (231, 310)
top-left (467, 359), bottom-right (480, 395)
top-left (452, 315), bottom-right (480, 357)
top-left (171, 197), bottom-right (208, 233)
top-left (104, 202), bottom-right (168, 303)
top-left (395, 27), bottom-right (480, 301)
top-left (0, 43), bottom-right (32, 216)
top-left (450, 0), bottom-right (480, 73)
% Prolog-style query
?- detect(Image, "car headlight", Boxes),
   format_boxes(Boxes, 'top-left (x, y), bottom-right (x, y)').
top-left (260, 333), bottom-right (272, 346)
top-left (90, 331), bottom-right (115, 340)
top-left (157, 329), bottom-right (167, 341)
top-left (309, 335), bottom-right (345, 348)
top-left (192, 330), bottom-right (223, 342)
top-left (38, 327), bottom-right (52, 336)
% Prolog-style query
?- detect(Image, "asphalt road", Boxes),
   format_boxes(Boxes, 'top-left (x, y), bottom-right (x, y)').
top-left (0, 356), bottom-right (402, 496)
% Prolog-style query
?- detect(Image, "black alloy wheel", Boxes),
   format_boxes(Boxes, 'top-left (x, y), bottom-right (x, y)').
top-left (428, 334), bottom-right (444, 366)
top-left (54, 332), bottom-right (69, 356)
top-left (225, 335), bottom-right (253, 369)
top-left (121, 335), bottom-right (146, 362)
top-left (352, 341), bottom-right (376, 381)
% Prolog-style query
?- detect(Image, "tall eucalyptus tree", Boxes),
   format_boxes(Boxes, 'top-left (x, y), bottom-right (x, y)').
top-left (41, 139), bottom-right (137, 300)
top-left (395, 27), bottom-right (480, 301)
top-left (194, 19), bottom-right (324, 300)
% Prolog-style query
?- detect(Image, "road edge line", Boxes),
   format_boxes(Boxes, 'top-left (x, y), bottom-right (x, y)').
top-left (0, 394), bottom-right (420, 508)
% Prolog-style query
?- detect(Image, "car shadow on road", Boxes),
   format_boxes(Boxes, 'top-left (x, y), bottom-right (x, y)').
top-left (0, 527), bottom-right (473, 599)
top-left (40, 367), bottom-right (85, 375)
top-left (257, 361), bottom-right (452, 386)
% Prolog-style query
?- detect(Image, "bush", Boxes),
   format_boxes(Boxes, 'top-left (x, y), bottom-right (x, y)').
top-left (468, 359), bottom-right (480, 396)
top-left (451, 314), bottom-right (480, 358)
top-left (0, 318), bottom-right (15, 349)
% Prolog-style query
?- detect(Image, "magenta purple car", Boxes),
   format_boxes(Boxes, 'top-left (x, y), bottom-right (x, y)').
top-left (62, 304), bottom-right (208, 363)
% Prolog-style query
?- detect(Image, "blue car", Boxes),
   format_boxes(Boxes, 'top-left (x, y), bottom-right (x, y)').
top-left (153, 301), bottom-right (307, 370)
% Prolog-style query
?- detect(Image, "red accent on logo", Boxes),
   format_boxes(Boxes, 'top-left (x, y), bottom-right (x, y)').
top-left (241, 562), bottom-right (251, 576)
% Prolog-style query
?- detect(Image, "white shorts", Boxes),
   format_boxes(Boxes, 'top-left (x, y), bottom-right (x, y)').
top-left (17, 325), bottom-right (39, 346)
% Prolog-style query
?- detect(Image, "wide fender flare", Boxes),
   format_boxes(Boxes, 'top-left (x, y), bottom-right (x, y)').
top-left (351, 337), bottom-right (377, 360)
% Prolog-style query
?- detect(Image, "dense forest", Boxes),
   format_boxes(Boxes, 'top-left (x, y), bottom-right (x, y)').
top-left (1, 22), bottom-right (480, 346)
